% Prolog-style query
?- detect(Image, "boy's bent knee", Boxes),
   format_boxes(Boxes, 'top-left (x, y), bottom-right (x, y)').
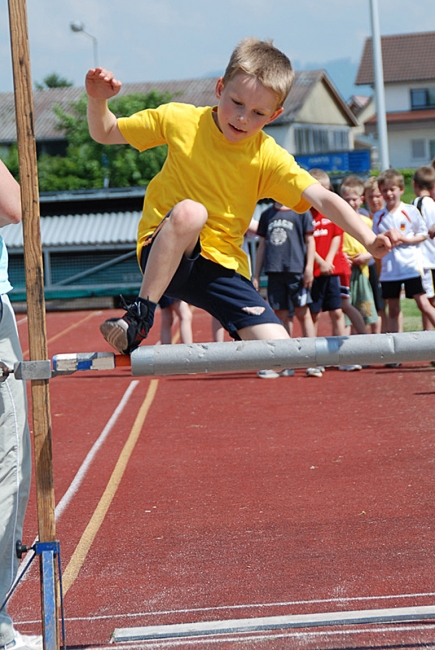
top-left (171, 200), bottom-right (208, 232)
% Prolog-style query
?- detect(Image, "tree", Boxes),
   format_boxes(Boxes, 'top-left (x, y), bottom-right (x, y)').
top-left (37, 90), bottom-right (171, 191)
top-left (35, 73), bottom-right (74, 90)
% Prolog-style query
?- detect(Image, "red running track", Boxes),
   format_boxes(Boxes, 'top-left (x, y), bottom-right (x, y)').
top-left (8, 306), bottom-right (435, 649)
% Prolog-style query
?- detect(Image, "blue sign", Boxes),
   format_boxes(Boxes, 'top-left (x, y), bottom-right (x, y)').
top-left (294, 150), bottom-right (371, 173)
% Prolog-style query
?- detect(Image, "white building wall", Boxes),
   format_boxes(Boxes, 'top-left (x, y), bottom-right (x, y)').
top-left (263, 123), bottom-right (293, 150)
top-left (385, 81), bottom-right (435, 112)
top-left (389, 126), bottom-right (435, 168)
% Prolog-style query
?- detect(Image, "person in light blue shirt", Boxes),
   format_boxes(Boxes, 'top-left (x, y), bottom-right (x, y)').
top-left (0, 160), bottom-right (42, 650)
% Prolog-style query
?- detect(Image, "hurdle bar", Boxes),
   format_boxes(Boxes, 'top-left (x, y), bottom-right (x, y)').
top-left (130, 330), bottom-right (435, 376)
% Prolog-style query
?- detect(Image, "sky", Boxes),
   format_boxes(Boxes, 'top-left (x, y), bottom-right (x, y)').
top-left (1, 0), bottom-right (435, 102)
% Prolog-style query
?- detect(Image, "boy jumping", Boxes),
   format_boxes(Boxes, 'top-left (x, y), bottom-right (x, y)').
top-left (86, 38), bottom-right (392, 354)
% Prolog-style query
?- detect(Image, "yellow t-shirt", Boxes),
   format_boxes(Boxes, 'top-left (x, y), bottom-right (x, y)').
top-left (118, 102), bottom-right (317, 279)
top-left (342, 214), bottom-right (373, 278)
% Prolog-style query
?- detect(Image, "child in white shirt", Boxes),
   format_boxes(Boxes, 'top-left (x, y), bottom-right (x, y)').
top-left (373, 169), bottom-right (435, 332)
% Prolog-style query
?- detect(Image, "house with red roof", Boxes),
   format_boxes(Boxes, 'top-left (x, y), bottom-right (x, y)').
top-left (0, 70), bottom-right (358, 170)
top-left (356, 31), bottom-right (435, 168)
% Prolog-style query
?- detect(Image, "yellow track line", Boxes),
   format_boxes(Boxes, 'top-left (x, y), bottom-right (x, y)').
top-left (61, 379), bottom-right (159, 595)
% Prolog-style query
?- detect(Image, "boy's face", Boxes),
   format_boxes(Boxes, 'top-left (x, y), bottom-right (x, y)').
top-left (364, 187), bottom-right (384, 214)
top-left (214, 73), bottom-right (283, 143)
top-left (340, 188), bottom-right (364, 212)
top-left (379, 182), bottom-right (404, 211)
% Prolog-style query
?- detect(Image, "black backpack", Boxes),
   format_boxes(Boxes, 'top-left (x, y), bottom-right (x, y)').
top-left (414, 196), bottom-right (424, 215)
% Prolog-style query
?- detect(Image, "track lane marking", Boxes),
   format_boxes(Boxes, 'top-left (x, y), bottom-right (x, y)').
top-left (13, 380), bottom-right (141, 587)
top-left (22, 310), bottom-right (103, 357)
top-left (61, 379), bottom-right (159, 595)
top-left (14, 623), bottom-right (435, 646)
top-left (55, 380), bottom-right (140, 521)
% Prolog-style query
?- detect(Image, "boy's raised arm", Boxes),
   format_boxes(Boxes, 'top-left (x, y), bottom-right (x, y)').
top-left (303, 182), bottom-right (396, 259)
top-left (86, 68), bottom-right (128, 145)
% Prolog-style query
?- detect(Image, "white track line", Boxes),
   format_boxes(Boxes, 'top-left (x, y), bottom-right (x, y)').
top-left (18, 591), bottom-right (435, 625)
top-left (55, 380), bottom-right (139, 520)
top-left (13, 380), bottom-right (140, 584)
top-left (16, 624), bottom-right (435, 648)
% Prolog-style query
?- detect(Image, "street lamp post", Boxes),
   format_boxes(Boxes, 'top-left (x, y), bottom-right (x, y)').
top-left (70, 21), bottom-right (99, 68)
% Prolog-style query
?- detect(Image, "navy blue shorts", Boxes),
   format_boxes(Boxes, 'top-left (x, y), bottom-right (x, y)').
top-left (368, 263), bottom-right (384, 311)
top-left (381, 276), bottom-right (424, 300)
top-left (158, 295), bottom-right (177, 309)
top-left (309, 275), bottom-right (342, 314)
top-left (140, 227), bottom-right (281, 339)
top-left (266, 272), bottom-right (312, 316)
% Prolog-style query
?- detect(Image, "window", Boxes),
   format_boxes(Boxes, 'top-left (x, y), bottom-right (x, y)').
top-left (411, 88), bottom-right (435, 110)
top-left (294, 127), bottom-right (349, 154)
top-left (333, 131), bottom-right (349, 151)
top-left (295, 128), bottom-right (311, 154)
top-left (429, 140), bottom-right (435, 160)
top-left (411, 139), bottom-right (426, 160)
top-left (312, 129), bottom-right (328, 152)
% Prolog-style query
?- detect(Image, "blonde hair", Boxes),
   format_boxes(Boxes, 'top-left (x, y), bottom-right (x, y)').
top-left (223, 37), bottom-right (294, 108)
top-left (377, 169), bottom-right (404, 190)
top-left (339, 175), bottom-right (364, 197)
top-left (363, 176), bottom-right (380, 193)
top-left (308, 168), bottom-right (331, 189)
top-left (413, 165), bottom-right (435, 191)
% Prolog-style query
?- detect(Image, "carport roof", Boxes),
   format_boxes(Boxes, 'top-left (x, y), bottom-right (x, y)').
top-left (2, 211), bottom-right (140, 250)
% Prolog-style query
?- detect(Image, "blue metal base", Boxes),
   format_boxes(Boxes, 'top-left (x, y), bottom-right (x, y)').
top-left (34, 541), bottom-right (65, 650)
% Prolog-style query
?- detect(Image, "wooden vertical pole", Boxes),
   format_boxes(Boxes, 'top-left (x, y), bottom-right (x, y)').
top-left (7, 1), bottom-right (59, 646)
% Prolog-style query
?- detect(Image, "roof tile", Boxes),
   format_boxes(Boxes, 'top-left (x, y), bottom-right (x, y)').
top-left (356, 31), bottom-right (435, 85)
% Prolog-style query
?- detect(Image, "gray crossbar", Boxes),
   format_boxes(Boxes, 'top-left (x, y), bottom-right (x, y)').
top-left (131, 331), bottom-right (435, 376)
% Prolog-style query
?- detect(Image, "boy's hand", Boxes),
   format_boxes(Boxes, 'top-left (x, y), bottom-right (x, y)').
top-left (303, 268), bottom-right (313, 288)
top-left (382, 228), bottom-right (407, 246)
top-left (318, 259), bottom-right (334, 275)
top-left (366, 233), bottom-right (392, 259)
top-left (85, 67), bottom-right (122, 100)
top-left (352, 252), bottom-right (372, 266)
top-left (430, 225), bottom-right (435, 239)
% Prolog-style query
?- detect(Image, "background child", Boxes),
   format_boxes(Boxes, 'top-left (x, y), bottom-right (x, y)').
top-left (339, 175), bottom-right (380, 334)
top-left (158, 296), bottom-right (193, 344)
top-left (253, 201), bottom-right (315, 378)
top-left (307, 169), bottom-right (361, 374)
top-left (363, 176), bottom-right (388, 332)
top-left (364, 176), bottom-right (384, 219)
top-left (373, 169), bottom-right (435, 333)
top-left (412, 166), bottom-right (435, 330)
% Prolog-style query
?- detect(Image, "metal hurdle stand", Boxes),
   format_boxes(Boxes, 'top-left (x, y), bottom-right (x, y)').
top-left (0, 360), bottom-right (66, 650)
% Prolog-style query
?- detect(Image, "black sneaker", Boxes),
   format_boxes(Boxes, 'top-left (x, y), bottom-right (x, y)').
top-left (100, 296), bottom-right (156, 354)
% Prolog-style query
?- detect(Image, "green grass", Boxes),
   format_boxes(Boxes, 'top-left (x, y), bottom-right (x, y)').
top-left (369, 168), bottom-right (415, 203)
top-left (401, 297), bottom-right (424, 331)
